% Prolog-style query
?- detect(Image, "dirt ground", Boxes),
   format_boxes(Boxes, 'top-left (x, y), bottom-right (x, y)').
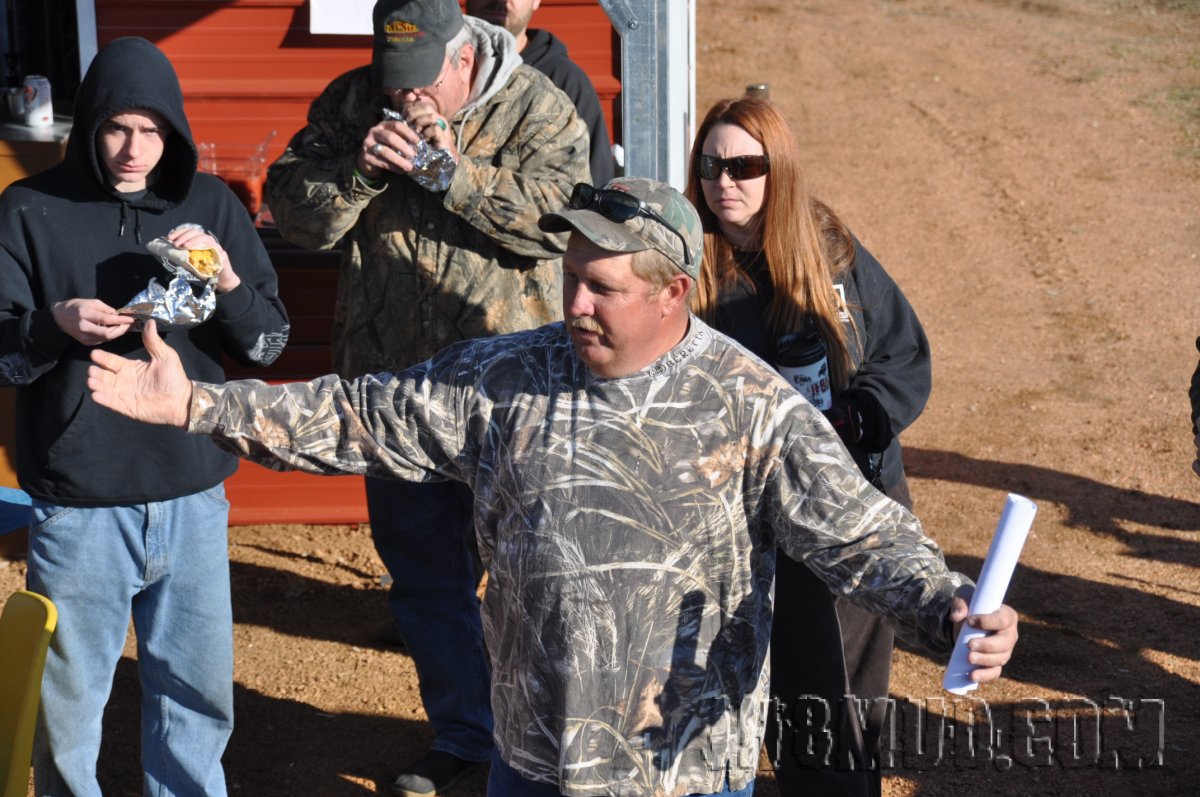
top-left (3, 0), bottom-right (1199, 795)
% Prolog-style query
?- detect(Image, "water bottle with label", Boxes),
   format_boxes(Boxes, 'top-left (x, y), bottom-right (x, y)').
top-left (775, 325), bottom-right (832, 411)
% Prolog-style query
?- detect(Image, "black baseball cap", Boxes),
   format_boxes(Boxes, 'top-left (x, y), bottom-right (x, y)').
top-left (372, 0), bottom-right (465, 90)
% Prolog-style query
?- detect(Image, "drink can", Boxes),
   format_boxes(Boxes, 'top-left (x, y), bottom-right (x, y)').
top-left (776, 330), bottom-right (833, 411)
top-left (778, 357), bottom-right (832, 411)
top-left (22, 75), bottom-right (53, 128)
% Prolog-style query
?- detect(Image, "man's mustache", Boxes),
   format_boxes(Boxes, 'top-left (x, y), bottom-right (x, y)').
top-left (569, 316), bottom-right (604, 335)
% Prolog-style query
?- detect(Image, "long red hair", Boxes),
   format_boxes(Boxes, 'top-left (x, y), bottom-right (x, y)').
top-left (685, 97), bottom-right (858, 388)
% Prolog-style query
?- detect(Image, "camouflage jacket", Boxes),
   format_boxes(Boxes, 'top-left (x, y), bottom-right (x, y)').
top-left (187, 317), bottom-right (967, 796)
top-left (265, 17), bottom-right (589, 377)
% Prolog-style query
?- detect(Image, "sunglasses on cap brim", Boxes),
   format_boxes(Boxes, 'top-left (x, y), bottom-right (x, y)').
top-left (698, 154), bottom-right (771, 181)
top-left (567, 183), bottom-right (692, 273)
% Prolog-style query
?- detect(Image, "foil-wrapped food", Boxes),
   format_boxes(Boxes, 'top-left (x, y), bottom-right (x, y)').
top-left (145, 235), bottom-right (224, 280)
top-left (382, 107), bottom-right (457, 192)
top-left (118, 227), bottom-right (220, 329)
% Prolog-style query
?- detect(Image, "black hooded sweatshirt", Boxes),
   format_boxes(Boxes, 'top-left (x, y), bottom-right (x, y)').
top-left (0, 36), bottom-right (289, 506)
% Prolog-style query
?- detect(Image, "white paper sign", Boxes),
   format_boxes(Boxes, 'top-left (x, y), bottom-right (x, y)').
top-left (310, 0), bottom-right (374, 35)
top-left (942, 493), bottom-right (1036, 695)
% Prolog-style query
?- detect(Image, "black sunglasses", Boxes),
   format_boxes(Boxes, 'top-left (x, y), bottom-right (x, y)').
top-left (698, 154), bottom-right (771, 181)
top-left (567, 183), bottom-right (692, 272)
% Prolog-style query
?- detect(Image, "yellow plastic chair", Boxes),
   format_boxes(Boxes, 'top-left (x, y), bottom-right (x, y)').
top-left (0, 590), bottom-right (57, 797)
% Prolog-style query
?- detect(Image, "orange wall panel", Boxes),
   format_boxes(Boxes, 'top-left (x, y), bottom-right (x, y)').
top-left (223, 465), bottom-right (368, 525)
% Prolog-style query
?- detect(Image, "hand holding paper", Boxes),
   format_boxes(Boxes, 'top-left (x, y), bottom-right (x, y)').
top-left (945, 588), bottom-right (1020, 687)
top-left (943, 493), bottom-right (1035, 694)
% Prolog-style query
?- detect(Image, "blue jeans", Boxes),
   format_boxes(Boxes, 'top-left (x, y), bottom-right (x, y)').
top-left (26, 486), bottom-right (234, 797)
top-left (486, 751), bottom-right (755, 797)
top-left (365, 477), bottom-right (493, 762)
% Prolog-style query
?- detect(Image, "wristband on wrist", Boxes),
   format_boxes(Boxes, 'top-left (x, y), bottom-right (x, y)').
top-left (354, 166), bottom-right (382, 186)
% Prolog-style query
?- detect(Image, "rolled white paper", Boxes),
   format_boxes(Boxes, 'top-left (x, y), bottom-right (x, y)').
top-left (942, 493), bottom-right (1036, 695)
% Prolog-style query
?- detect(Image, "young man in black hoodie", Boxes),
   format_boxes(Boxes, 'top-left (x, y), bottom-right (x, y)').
top-left (467, 0), bottom-right (615, 184)
top-left (0, 37), bottom-right (289, 796)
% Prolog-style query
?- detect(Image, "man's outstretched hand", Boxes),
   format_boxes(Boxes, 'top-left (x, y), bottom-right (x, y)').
top-left (88, 321), bottom-right (193, 428)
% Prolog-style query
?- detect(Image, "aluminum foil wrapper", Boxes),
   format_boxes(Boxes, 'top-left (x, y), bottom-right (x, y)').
top-left (119, 275), bottom-right (217, 330)
top-left (381, 107), bottom-right (457, 191)
top-left (118, 230), bottom-right (218, 328)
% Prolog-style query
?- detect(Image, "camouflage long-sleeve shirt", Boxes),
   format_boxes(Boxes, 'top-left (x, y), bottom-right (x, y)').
top-left (265, 17), bottom-right (589, 378)
top-left (187, 318), bottom-right (967, 796)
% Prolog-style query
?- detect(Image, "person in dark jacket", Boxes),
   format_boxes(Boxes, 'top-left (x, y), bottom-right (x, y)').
top-left (686, 96), bottom-right (931, 797)
top-left (467, 0), bottom-right (615, 184)
top-left (0, 36), bottom-right (289, 796)
top-left (1191, 337), bottom-right (1199, 478)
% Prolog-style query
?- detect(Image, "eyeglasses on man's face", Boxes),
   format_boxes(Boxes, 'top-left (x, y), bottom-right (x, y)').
top-left (567, 183), bottom-right (692, 273)
top-left (698, 154), bottom-right (771, 181)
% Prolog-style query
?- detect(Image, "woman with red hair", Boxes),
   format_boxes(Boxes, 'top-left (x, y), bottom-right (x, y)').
top-left (687, 96), bottom-right (932, 796)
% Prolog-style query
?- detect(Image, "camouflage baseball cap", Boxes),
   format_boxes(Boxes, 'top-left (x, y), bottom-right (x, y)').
top-left (539, 178), bottom-right (704, 279)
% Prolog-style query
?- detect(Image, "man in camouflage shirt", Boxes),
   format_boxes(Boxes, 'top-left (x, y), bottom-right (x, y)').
top-left (265, 0), bottom-right (589, 790)
top-left (89, 178), bottom-right (1019, 797)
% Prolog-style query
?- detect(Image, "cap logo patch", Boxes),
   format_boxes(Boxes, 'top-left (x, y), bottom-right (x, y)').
top-left (384, 18), bottom-right (424, 43)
